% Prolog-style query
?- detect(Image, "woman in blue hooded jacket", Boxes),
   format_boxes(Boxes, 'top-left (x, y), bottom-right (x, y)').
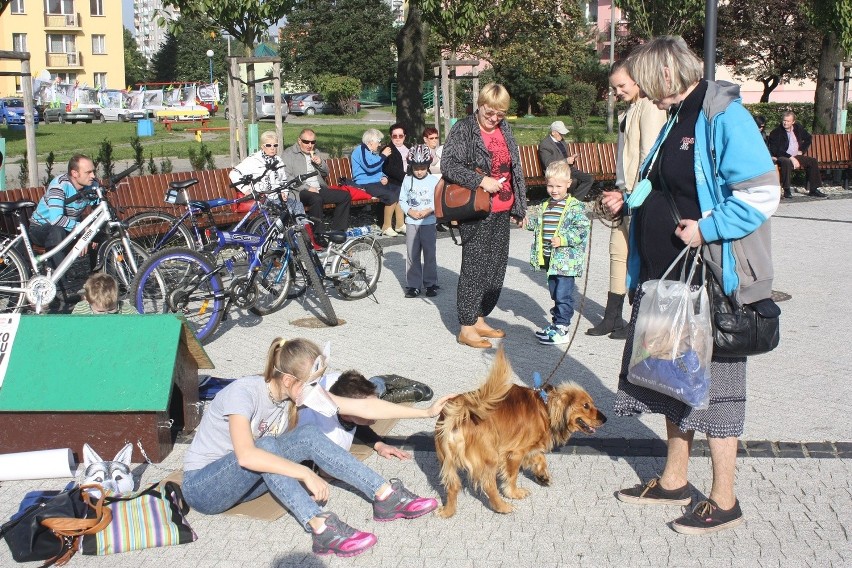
top-left (602, 37), bottom-right (780, 536)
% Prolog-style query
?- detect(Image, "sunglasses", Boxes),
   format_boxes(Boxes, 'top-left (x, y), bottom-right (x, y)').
top-left (391, 134), bottom-right (405, 139)
top-left (263, 143), bottom-right (279, 148)
top-left (481, 110), bottom-right (506, 120)
top-left (300, 138), bottom-right (317, 145)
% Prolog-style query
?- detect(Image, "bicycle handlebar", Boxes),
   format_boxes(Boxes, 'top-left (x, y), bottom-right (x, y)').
top-left (107, 163), bottom-right (141, 188)
top-left (64, 163), bottom-right (141, 204)
top-left (229, 162), bottom-right (285, 190)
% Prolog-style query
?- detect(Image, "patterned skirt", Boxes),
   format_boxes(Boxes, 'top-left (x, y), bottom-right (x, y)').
top-left (613, 286), bottom-right (748, 438)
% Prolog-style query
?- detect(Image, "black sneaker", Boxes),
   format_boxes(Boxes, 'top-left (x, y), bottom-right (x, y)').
top-left (381, 385), bottom-right (424, 403)
top-left (425, 285), bottom-right (439, 297)
top-left (617, 477), bottom-right (692, 505)
top-left (808, 189), bottom-right (828, 198)
top-left (671, 499), bottom-right (744, 535)
top-left (404, 288), bottom-right (421, 298)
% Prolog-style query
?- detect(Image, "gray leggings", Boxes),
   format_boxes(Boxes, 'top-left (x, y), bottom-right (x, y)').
top-left (456, 211), bottom-right (511, 326)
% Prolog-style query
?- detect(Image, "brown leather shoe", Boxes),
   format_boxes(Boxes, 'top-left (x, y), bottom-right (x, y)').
top-left (474, 327), bottom-right (505, 339)
top-left (457, 333), bottom-right (492, 349)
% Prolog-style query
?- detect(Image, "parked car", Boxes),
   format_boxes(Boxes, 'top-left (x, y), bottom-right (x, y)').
top-left (42, 106), bottom-right (102, 124)
top-left (0, 97), bottom-right (40, 125)
top-left (289, 93), bottom-right (335, 115)
top-left (224, 94), bottom-right (288, 120)
top-left (100, 107), bottom-right (148, 122)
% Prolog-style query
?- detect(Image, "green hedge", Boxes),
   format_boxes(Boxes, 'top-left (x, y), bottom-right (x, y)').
top-left (744, 102), bottom-right (852, 133)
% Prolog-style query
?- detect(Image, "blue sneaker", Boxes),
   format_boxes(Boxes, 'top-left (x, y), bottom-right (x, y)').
top-left (538, 324), bottom-right (570, 345)
top-left (534, 324), bottom-right (557, 339)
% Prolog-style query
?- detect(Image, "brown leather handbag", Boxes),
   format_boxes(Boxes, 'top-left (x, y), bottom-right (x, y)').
top-left (434, 178), bottom-right (491, 224)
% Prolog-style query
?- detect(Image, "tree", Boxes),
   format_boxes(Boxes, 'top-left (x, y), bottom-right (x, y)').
top-left (161, 1), bottom-right (292, 122)
top-left (150, 32), bottom-right (178, 83)
top-left (124, 28), bottom-right (149, 87)
top-left (474, 0), bottom-right (593, 114)
top-left (807, 0), bottom-right (852, 133)
top-left (614, 0), bottom-right (705, 40)
top-left (420, 0), bottom-right (517, 52)
top-left (717, 0), bottom-right (820, 102)
top-left (395, 5), bottom-right (429, 141)
top-left (278, 0), bottom-right (396, 86)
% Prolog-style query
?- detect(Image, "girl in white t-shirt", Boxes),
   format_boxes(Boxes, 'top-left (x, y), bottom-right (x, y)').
top-left (182, 337), bottom-right (451, 558)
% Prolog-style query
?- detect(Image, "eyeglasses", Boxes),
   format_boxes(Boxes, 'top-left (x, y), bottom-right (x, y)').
top-left (426, 135), bottom-right (439, 140)
top-left (391, 134), bottom-right (405, 139)
top-left (480, 107), bottom-right (507, 120)
top-left (263, 143), bottom-right (279, 148)
top-left (299, 139), bottom-right (317, 145)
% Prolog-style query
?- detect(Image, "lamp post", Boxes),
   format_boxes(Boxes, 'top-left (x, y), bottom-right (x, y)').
top-left (206, 49), bottom-right (214, 84)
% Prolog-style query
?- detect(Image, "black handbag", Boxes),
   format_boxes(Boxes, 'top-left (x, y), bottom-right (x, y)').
top-left (706, 272), bottom-right (780, 357)
top-left (1, 484), bottom-right (111, 567)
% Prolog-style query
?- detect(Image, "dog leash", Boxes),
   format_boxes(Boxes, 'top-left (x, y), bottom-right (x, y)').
top-left (535, 207), bottom-right (597, 395)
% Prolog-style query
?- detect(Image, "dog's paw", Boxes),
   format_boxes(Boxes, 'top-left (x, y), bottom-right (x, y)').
top-left (504, 487), bottom-right (531, 500)
top-left (436, 506), bottom-right (456, 519)
top-left (493, 501), bottom-right (514, 514)
top-left (534, 474), bottom-right (551, 487)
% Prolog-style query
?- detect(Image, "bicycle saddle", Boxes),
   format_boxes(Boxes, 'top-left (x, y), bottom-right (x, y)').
top-left (0, 200), bottom-right (36, 213)
top-left (318, 230), bottom-right (347, 245)
top-left (169, 178), bottom-right (199, 190)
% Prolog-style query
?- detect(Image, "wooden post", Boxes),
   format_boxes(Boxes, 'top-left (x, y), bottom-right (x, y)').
top-left (272, 62), bottom-right (284, 156)
top-left (441, 59), bottom-right (450, 139)
top-left (20, 58), bottom-right (38, 188)
top-left (433, 66), bottom-right (440, 136)
top-left (227, 57), bottom-right (240, 164)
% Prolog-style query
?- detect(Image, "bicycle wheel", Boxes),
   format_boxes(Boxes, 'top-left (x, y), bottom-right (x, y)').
top-left (331, 239), bottom-right (382, 300)
top-left (98, 238), bottom-right (148, 297)
top-left (0, 247), bottom-right (29, 313)
top-left (250, 250), bottom-right (293, 316)
top-left (294, 228), bottom-right (338, 326)
top-left (125, 211), bottom-right (194, 253)
top-left (131, 248), bottom-right (225, 343)
top-left (246, 214), bottom-right (272, 237)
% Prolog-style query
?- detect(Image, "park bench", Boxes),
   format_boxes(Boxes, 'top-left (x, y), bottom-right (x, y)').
top-left (807, 133), bottom-right (852, 189)
top-left (162, 118), bottom-right (210, 132)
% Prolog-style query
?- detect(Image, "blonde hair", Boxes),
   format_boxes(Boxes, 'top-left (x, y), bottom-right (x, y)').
top-left (83, 273), bottom-right (119, 313)
top-left (477, 83), bottom-right (510, 112)
top-left (544, 160), bottom-right (573, 184)
top-left (628, 36), bottom-right (703, 102)
top-left (260, 130), bottom-right (278, 145)
top-left (263, 337), bottom-right (323, 430)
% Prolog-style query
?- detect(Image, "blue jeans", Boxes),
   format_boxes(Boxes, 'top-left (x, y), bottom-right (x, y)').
top-left (182, 424), bottom-right (385, 528)
top-left (548, 274), bottom-right (576, 326)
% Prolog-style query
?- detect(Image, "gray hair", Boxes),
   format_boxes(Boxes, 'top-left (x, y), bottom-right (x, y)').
top-left (260, 130), bottom-right (278, 144)
top-left (628, 36), bottom-right (703, 102)
top-left (362, 128), bottom-right (383, 145)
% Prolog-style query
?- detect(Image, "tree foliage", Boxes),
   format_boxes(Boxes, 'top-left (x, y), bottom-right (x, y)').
top-left (149, 18), bottom-right (229, 84)
top-left (124, 28), bottom-right (149, 87)
top-left (312, 74), bottom-right (362, 114)
top-left (613, 0), bottom-right (705, 40)
top-left (419, 0), bottom-right (518, 52)
top-left (160, 0), bottom-right (291, 55)
top-left (279, 0), bottom-right (395, 86)
top-left (717, 0), bottom-right (821, 102)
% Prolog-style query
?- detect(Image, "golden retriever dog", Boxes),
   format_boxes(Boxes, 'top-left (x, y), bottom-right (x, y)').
top-left (434, 347), bottom-right (606, 518)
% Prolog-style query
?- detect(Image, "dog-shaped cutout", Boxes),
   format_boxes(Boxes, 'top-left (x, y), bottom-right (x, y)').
top-left (80, 443), bottom-right (135, 495)
top-left (434, 347), bottom-right (606, 518)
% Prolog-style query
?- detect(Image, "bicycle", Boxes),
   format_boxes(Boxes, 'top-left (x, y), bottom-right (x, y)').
top-left (129, 173), bottom-right (336, 342)
top-left (123, 164), bottom-right (283, 254)
top-left (0, 164), bottom-right (147, 313)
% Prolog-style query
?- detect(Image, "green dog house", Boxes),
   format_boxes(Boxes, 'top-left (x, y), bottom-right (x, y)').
top-left (0, 315), bottom-right (214, 463)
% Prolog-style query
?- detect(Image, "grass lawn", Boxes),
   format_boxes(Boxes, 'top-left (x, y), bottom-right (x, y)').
top-left (0, 112), bottom-right (615, 167)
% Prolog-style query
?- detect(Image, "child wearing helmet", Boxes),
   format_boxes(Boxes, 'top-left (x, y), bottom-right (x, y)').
top-left (399, 144), bottom-right (440, 298)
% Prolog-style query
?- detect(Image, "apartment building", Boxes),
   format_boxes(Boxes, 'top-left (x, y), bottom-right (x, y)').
top-left (0, 0), bottom-right (125, 95)
top-left (133, 0), bottom-right (179, 62)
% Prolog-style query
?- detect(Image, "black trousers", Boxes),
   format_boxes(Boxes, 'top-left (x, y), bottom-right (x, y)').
top-left (776, 155), bottom-right (821, 191)
top-left (456, 212), bottom-right (511, 326)
top-left (299, 186), bottom-right (352, 231)
top-left (570, 167), bottom-right (594, 201)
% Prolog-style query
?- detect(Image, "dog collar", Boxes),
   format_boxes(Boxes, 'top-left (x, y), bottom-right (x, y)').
top-left (533, 371), bottom-right (548, 403)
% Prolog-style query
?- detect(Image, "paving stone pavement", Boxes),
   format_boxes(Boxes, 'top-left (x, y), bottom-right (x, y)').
top-left (1, 192), bottom-right (850, 567)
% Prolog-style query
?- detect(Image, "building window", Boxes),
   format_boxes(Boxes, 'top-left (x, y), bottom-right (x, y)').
top-left (47, 34), bottom-right (76, 53)
top-left (93, 72), bottom-right (107, 89)
top-left (90, 0), bottom-right (103, 16)
top-left (11, 0), bottom-right (24, 14)
top-left (92, 34), bottom-right (106, 54)
top-left (12, 33), bottom-right (28, 53)
top-left (46, 0), bottom-right (74, 15)
top-left (56, 72), bottom-right (77, 83)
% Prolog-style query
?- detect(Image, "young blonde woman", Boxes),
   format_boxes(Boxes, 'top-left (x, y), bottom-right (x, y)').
top-left (182, 337), bottom-right (450, 557)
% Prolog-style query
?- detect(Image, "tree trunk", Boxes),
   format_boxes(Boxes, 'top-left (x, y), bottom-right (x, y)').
top-left (760, 76), bottom-right (780, 103)
top-left (395, 7), bottom-right (427, 142)
top-left (813, 31), bottom-right (844, 133)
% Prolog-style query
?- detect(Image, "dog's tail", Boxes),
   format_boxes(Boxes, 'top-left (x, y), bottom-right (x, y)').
top-left (440, 346), bottom-right (514, 426)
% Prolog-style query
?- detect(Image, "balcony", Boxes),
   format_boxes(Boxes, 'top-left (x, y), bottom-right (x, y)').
top-left (45, 51), bottom-right (83, 69)
top-left (44, 13), bottom-right (82, 30)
